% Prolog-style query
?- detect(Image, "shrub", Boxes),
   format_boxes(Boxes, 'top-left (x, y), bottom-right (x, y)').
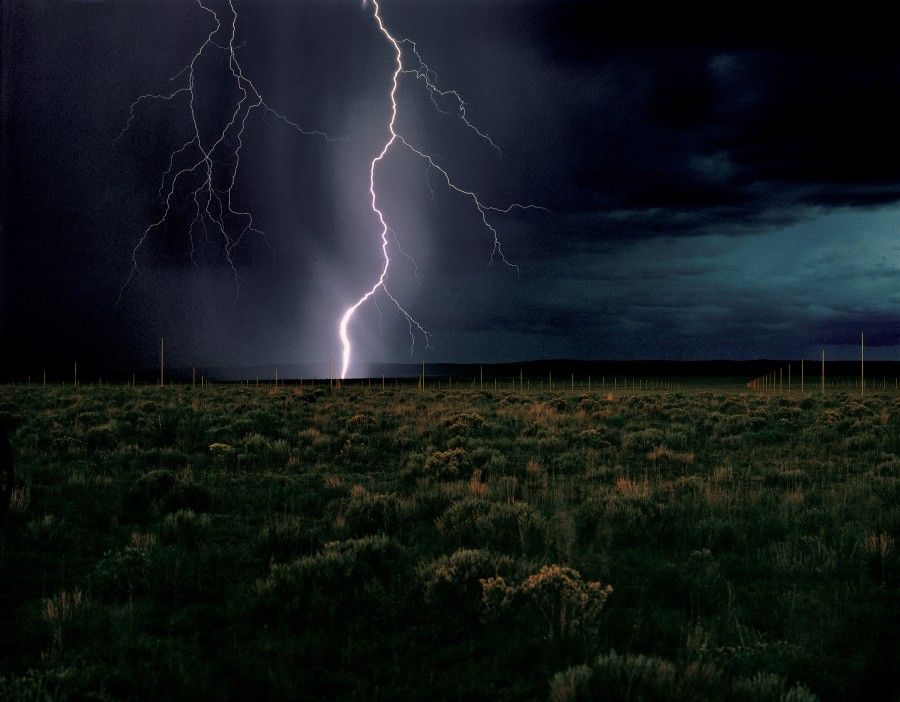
top-left (25, 514), bottom-right (70, 549)
top-left (580, 428), bottom-right (614, 449)
top-left (85, 422), bottom-right (117, 450)
top-left (442, 412), bottom-right (484, 432)
top-left (424, 447), bottom-right (472, 480)
top-left (622, 428), bottom-right (666, 453)
top-left (160, 509), bottom-right (211, 548)
top-left (548, 651), bottom-right (818, 702)
top-left (259, 515), bottom-right (322, 559)
top-left (89, 546), bottom-right (151, 602)
top-left (208, 442), bottom-right (237, 468)
top-left (339, 431), bottom-right (372, 465)
top-left (551, 450), bottom-right (583, 475)
top-left (256, 535), bottom-right (410, 628)
top-left (549, 664), bottom-right (593, 702)
top-left (647, 445), bottom-right (695, 466)
top-left (574, 495), bottom-right (662, 548)
top-left (482, 565), bottom-right (612, 648)
top-left (333, 491), bottom-right (406, 536)
top-left (469, 446), bottom-right (492, 468)
top-left (550, 652), bottom-right (681, 701)
top-left (127, 469), bottom-right (176, 505)
top-left (124, 471), bottom-right (212, 519)
top-left (419, 548), bottom-right (515, 619)
top-left (0, 664), bottom-right (114, 702)
top-left (436, 498), bottom-right (546, 555)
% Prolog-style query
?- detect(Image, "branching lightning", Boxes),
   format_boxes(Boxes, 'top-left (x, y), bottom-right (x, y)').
top-left (116, 0), bottom-right (335, 302)
top-left (338, 0), bottom-right (546, 378)
top-left (119, 0), bottom-right (540, 378)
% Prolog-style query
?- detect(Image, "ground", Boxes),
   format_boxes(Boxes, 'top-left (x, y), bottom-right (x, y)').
top-left (0, 383), bottom-right (897, 700)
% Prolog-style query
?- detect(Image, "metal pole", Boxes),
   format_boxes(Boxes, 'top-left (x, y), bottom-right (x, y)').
top-left (821, 350), bottom-right (825, 393)
top-left (861, 332), bottom-right (865, 397)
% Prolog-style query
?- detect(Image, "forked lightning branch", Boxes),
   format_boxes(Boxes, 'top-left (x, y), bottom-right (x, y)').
top-left (118, 0), bottom-right (545, 378)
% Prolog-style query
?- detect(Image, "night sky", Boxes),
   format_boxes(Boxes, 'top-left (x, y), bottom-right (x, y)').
top-left (4, 0), bottom-right (900, 378)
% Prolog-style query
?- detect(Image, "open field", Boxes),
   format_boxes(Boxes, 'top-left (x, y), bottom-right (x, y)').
top-left (0, 383), bottom-right (897, 700)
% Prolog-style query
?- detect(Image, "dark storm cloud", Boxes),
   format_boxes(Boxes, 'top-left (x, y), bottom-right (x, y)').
top-left (3, 0), bottom-right (900, 375)
top-left (520, 2), bottom-right (900, 243)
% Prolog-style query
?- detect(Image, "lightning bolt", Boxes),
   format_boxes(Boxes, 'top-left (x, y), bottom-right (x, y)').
top-left (116, 0), bottom-right (336, 302)
top-left (338, 0), bottom-right (546, 379)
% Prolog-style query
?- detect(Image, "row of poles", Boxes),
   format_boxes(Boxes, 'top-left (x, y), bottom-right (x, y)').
top-left (12, 369), bottom-right (682, 393)
top-left (413, 363), bottom-right (680, 393)
top-left (13, 334), bottom-right (897, 395)
top-left (748, 333), bottom-right (894, 395)
top-left (15, 344), bottom-right (683, 393)
top-left (748, 356), bottom-right (819, 393)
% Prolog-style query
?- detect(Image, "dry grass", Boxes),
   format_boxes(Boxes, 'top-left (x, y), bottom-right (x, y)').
top-left (647, 445), bottom-right (695, 465)
top-left (615, 476), bottom-right (651, 499)
top-left (43, 588), bottom-right (84, 648)
top-left (468, 470), bottom-right (489, 498)
top-left (864, 531), bottom-right (895, 559)
top-left (8, 484), bottom-right (30, 515)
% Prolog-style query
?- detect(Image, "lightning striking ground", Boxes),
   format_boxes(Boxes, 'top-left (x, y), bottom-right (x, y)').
top-left (117, 0), bottom-right (334, 302)
top-left (338, 0), bottom-right (546, 379)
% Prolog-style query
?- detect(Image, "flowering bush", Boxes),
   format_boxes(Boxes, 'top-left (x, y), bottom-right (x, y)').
top-left (420, 548), bottom-right (515, 618)
top-left (482, 564), bottom-right (612, 646)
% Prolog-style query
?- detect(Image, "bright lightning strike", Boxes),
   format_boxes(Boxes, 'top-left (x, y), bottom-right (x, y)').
top-left (116, 0), bottom-right (335, 302)
top-left (339, 0), bottom-right (546, 379)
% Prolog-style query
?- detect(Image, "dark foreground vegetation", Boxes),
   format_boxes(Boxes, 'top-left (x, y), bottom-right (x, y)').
top-left (0, 384), bottom-right (897, 700)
